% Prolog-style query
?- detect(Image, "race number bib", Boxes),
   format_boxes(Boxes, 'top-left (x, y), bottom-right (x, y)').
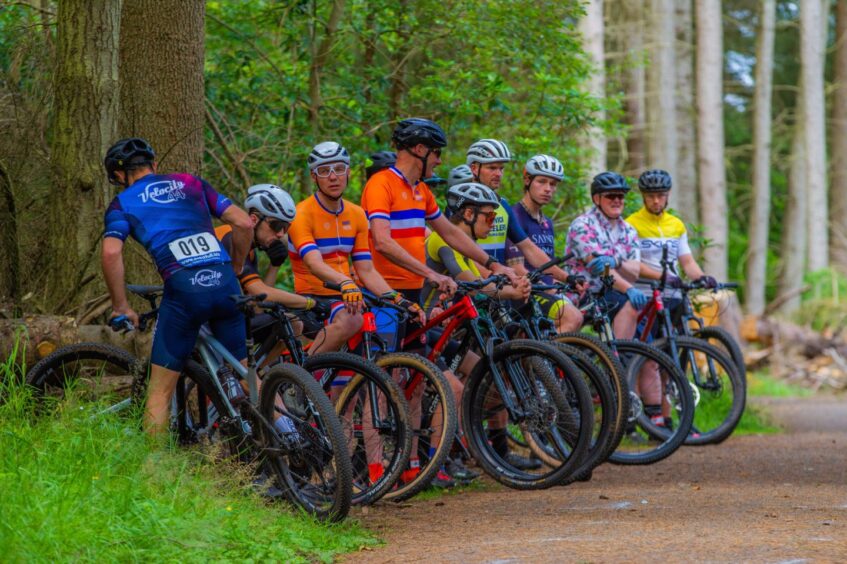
top-left (168, 232), bottom-right (221, 266)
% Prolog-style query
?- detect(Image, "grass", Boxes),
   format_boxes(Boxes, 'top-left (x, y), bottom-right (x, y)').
top-left (0, 344), bottom-right (376, 563)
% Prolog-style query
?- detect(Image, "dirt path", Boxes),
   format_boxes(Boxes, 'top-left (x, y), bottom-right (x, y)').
top-left (346, 396), bottom-right (847, 563)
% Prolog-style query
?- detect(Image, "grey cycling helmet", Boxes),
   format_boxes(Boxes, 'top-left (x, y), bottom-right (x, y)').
top-left (446, 182), bottom-right (501, 214)
top-left (447, 164), bottom-right (474, 188)
top-left (307, 141), bottom-right (350, 171)
top-left (366, 151), bottom-right (396, 180)
top-left (590, 171), bottom-right (630, 195)
top-left (638, 169), bottom-right (672, 192)
top-left (525, 154), bottom-right (564, 181)
top-left (466, 139), bottom-right (512, 165)
top-left (245, 184), bottom-right (297, 223)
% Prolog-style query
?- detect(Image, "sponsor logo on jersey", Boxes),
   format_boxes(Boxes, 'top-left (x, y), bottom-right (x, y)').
top-left (190, 269), bottom-right (223, 287)
top-left (139, 180), bottom-right (187, 204)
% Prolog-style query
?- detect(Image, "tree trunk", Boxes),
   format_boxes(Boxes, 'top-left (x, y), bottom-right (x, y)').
top-left (119, 0), bottom-right (205, 176)
top-left (47, 0), bottom-right (121, 308)
top-left (308, 0), bottom-right (346, 137)
top-left (673, 0), bottom-right (698, 223)
top-left (621, 0), bottom-right (646, 173)
top-left (745, 0), bottom-right (776, 316)
top-left (802, 0), bottom-right (829, 272)
top-left (778, 93), bottom-right (808, 314)
top-left (646, 0), bottom-right (678, 185)
top-left (118, 0), bottom-right (206, 287)
top-left (0, 162), bottom-right (20, 308)
top-left (579, 0), bottom-right (607, 172)
top-left (695, 0), bottom-right (728, 280)
top-left (831, 0), bottom-right (847, 271)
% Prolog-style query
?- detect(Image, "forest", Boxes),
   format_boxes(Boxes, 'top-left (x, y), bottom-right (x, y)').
top-left (0, 0), bottom-right (845, 328)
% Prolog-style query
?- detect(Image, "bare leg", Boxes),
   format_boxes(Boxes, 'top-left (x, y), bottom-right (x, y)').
top-left (144, 364), bottom-right (180, 435)
top-left (309, 310), bottom-right (362, 355)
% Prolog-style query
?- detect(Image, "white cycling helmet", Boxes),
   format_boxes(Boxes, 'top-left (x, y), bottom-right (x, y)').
top-left (525, 154), bottom-right (564, 181)
top-left (447, 164), bottom-right (474, 188)
top-left (307, 141), bottom-right (350, 171)
top-left (446, 182), bottom-right (501, 214)
top-left (245, 184), bottom-right (296, 223)
top-left (466, 139), bottom-right (512, 165)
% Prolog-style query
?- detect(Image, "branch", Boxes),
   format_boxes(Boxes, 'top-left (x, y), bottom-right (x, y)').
top-left (204, 102), bottom-right (252, 190)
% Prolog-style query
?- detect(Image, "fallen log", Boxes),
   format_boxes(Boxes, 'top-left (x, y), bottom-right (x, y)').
top-left (1, 315), bottom-right (152, 367)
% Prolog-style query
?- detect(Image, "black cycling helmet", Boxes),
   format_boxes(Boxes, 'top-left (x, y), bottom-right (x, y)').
top-left (638, 169), bottom-right (672, 192)
top-left (104, 137), bottom-right (155, 186)
top-left (590, 171), bottom-right (630, 195)
top-left (392, 118), bottom-right (447, 150)
top-left (365, 151), bottom-right (396, 180)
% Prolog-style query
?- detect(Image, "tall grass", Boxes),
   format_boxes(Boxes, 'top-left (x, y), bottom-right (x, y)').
top-left (0, 341), bottom-right (375, 563)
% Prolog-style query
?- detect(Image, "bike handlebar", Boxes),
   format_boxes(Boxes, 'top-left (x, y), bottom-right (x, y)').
top-left (527, 253), bottom-right (574, 282)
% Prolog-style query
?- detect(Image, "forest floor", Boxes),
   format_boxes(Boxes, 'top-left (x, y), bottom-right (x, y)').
top-left (344, 395), bottom-right (847, 563)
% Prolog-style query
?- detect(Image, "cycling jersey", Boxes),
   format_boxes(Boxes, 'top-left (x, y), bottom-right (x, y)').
top-left (505, 201), bottom-right (555, 283)
top-left (215, 225), bottom-right (261, 288)
top-left (565, 206), bottom-right (640, 291)
top-left (361, 167), bottom-right (442, 290)
top-left (475, 196), bottom-right (528, 263)
top-left (625, 206), bottom-right (692, 274)
top-left (287, 194), bottom-right (372, 296)
top-left (422, 231), bottom-right (481, 310)
top-left (103, 173), bottom-right (232, 280)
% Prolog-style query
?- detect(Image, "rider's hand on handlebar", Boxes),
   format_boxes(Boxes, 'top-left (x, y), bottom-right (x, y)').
top-left (587, 255), bottom-right (617, 277)
top-left (490, 262), bottom-right (520, 286)
top-left (514, 276), bottom-right (531, 301)
top-left (340, 279), bottom-right (364, 314)
top-left (696, 275), bottom-right (717, 289)
top-left (428, 272), bottom-right (457, 298)
top-left (110, 307), bottom-right (139, 331)
top-left (625, 287), bottom-right (649, 310)
top-left (382, 290), bottom-right (427, 325)
top-left (665, 274), bottom-right (683, 289)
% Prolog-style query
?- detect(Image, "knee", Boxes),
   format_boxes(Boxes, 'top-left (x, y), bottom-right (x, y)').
top-left (335, 311), bottom-right (363, 337)
top-left (559, 304), bottom-right (583, 332)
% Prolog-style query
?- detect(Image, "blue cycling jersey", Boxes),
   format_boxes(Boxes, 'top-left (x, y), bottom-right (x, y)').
top-left (103, 173), bottom-right (233, 280)
top-left (476, 196), bottom-right (529, 263)
top-left (506, 201), bottom-right (556, 284)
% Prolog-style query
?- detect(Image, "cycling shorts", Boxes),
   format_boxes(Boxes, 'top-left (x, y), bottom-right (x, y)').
top-left (533, 292), bottom-right (573, 322)
top-left (151, 264), bottom-right (245, 371)
top-left (298, 294), bottom-right (346, 339)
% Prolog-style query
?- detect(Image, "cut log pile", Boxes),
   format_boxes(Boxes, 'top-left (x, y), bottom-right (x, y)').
top-left (741, 315), bottom-right (847, 391)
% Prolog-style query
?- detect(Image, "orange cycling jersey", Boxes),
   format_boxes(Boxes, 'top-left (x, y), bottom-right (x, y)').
top-left (360, 167), bottom-right (442, 290)
top-left (287, 194), bottom-right (372, 296)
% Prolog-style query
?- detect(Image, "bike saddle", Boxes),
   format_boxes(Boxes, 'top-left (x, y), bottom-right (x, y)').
top-left (127, 284), bottom-right (164, 299)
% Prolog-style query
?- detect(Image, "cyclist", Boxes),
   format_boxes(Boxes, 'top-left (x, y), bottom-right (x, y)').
top-left (565, 172), bottom-right (668, 428)
top-left (214, 183), bottom-right (328, 351)
top-left (101, 138), bottom-right (253, 435)
top-left (504, 154), bottom-right (583, 332)
top-left (466, 139), bottom-right (572, 287)
top-left (447, 164), bottom-right (474, 189)
top-left (366, 150), bottom-right (396, 181)
top-left (626, 169), bottom-right (716, 300)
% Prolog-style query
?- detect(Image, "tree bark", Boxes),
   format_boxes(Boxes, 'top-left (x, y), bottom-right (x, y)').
top-left (646, 0), bottom-right (678, 186)
top-left (308, 0), bottom-right (346, 137)
top-left (119, 0), bottom-right (205, 176)
top-left (673, 0), bottom-right (698, 222)
top-left (801, 0), bottom-right (829, 272)
top-left (778, 91), bottom-right (808, 314)
top-left (746, 0), bottom-right (776, 316)
top-left (695, 0), bottom-right (728, 280)
top-left (0, 162), bottom-right (20, 308)
top-left (621, 0), bottom-right (646, 173)
top-left (47, 0), bottom-right (121, 308)
top-left (831, 0), bottom-right (847, 271)
top-left (579, 0), bottom-right (607, 172)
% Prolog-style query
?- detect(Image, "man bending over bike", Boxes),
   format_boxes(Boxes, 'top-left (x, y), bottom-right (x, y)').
top-left (101, 138), bottom-right (254, 435)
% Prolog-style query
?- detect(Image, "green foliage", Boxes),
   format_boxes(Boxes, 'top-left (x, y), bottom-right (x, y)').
top-left (793, 268), bottom-right (847, 332)
top-left (0, 348), bottom-right (374, 562)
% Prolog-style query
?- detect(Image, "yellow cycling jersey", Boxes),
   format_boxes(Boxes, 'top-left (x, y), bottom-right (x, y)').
top-left (625, 207), bottom-right (691, 275)
top-left (422, 231), bottom-right (481, 310)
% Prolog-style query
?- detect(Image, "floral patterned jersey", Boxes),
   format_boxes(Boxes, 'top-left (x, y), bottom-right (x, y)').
top-left (565, 206), bottom-right (640, 290)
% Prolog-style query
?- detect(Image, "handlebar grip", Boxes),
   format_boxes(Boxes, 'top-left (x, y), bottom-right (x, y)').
top-left (323, 281), bottom-right (342, 292)
top-left (720, 282), bottom-right (739, 289)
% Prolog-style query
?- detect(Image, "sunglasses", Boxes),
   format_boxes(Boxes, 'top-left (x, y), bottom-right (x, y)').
top-left (477, 210), bottom-right (497, 225)
top-left (314, 163), bottom-right (349, 178)
top-left (264, 218), bottom-right (290, 233)
top-left (602, 193), bottom-right (626, 202)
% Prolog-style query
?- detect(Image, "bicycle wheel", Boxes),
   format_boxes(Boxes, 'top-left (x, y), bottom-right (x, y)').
top-left (535, 342), bottom-right (617, 485)
top-left (652, 336), bottom-right (746, 445)
top-left (554, 332), bottom-right (630, 461)
top-left (260, 363), bottom-right (352, 521)
top-left (304, 352), bottom-right (411, 506)
top-left (463, 340), bottom-right (593, 489)
top-left (25, 342), bottom-right (147, 415)
top-left (607, 339), bottom-right (694, 465)
top-left (693, 326), bottom-right (747, 386)
top-left (374, 352), bottom-right (458, 502)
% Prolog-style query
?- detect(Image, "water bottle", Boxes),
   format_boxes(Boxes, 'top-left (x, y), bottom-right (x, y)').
top-left (218, 366), bottom-right (245, 402)
top-left (274, 415), bottom-right (301, 442)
